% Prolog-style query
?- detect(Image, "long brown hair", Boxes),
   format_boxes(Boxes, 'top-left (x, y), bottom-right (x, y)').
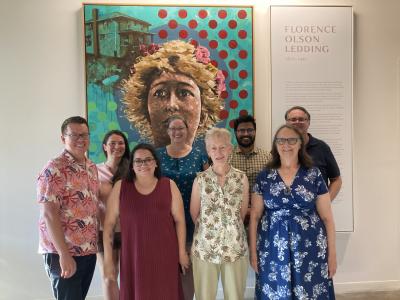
top-left (266, 124), bottom-right (313, 169)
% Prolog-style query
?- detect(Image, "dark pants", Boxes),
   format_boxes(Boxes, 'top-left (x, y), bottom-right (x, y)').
top-left (43, 253), bottom-right (96, 300)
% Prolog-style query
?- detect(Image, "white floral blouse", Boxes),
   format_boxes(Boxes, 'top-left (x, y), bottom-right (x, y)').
top-left (192, 166), bottom-right (248, 264)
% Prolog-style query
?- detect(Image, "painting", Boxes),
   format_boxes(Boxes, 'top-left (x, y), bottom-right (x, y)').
top-left (83, 4), bottom-right (253, 162)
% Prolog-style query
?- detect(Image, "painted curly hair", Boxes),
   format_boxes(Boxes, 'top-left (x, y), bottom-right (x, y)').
top-left (122, 40), bottom-right (224, 143)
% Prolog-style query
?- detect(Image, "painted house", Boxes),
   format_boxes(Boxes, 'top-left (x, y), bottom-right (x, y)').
top-left (85, 9), bottom-right (153, 58)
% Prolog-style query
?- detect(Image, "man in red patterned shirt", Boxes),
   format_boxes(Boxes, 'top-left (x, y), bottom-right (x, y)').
top-left (37, 116), bottom-right (99, 300)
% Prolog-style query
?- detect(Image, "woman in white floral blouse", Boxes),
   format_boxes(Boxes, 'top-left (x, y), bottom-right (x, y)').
top-left (190, 127), bottom-right (249, 300)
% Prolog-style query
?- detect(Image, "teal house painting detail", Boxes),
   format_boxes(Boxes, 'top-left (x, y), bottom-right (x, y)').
top-left (85, 10), bottom-right (154, 58)
top-left (84, 4), bottom-right (254, 163)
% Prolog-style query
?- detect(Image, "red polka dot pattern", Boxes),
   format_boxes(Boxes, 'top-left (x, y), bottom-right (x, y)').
top-left (228, 20), bottom-right (237, 29)
top-left (219, 50), bottom-right (228, 59)
top-left (158, 30), bottom-right (168, 39)
top-left (179, 30), bottom-right (188, 39)
top-left (238, 10), bottom-right (247, 19)
top-left (209, 20), bottom-right (218, 29)
top-left (198, 30), bottom-right (208, 39)
top-left (220, 91), bottom-right (229, 99)
top-left (211, 60), bottom-right (218, 67)
top-left (239, 90), bottom-right (248, 99)
top-left (199, 10), bottom-right (208, 19)
top-left (178, 9), bottom-right (187, 18)
top-left (230, 100), bottom-right (238, 109)
top-left (228, 40), bottom-right (238, 49)
top-left (168, 20), bottom-right (178, 29)
top-left (229, 120), bottom-right (235, 128)
top-left (239, 50), bottom-right (248, 59)
top-left (218, 10), bottom-right (227, 19)
top-left (239, 70), bottom-right (248, 79)
top-left (238, 30), bottom-right (247, 39)
top-left (229, 60), bottom-right (238, 69)
top-left (229, 80), bottom-right (238, 89)
top-left (158, 9), bottom-right (167, 18)
top-left (239, 109), bottom-right (249, 117)
top-left (188, 20), bottom-right (198, 29)
top-left (209, 40), bottom-right (218, 49)
top-left (218, 30), bottom-right (228, 39)
top-left (190, 40), bottom-right (198, 47)
top-left (222, 70), bottom-right (229, 78)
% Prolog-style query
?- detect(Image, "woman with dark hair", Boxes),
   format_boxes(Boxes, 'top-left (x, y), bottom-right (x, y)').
top-left (249, 124), bottom-right (337, 299)
top-left (156, 115), bottom-right (209, 300)
top-left (96, 130), bottom-right (130, 300)
top-left (103, 143), bottom-right (189, 300)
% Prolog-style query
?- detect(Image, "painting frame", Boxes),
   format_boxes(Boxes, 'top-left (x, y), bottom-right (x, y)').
top-left (83, 3), bottom-right (254, 163)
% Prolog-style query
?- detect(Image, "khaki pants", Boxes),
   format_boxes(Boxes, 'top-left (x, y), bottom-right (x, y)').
top-left (192, 256), bottom-right (248, 300)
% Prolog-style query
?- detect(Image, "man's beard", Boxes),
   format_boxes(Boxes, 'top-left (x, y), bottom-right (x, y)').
top-left (237, 136), bottom-right (255, 148)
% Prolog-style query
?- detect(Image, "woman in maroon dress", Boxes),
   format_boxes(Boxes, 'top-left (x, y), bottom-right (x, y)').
top-left (103, 143), bottom-right (189, 300)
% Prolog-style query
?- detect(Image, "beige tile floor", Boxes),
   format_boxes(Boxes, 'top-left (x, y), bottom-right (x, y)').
top-left (336, 290), bottom-right (400, 300)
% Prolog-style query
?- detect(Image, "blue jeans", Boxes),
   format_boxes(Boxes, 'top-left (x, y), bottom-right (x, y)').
top-left (43, 253), bottom-right (96, 300)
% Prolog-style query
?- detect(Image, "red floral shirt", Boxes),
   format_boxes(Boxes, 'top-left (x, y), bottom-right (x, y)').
top-left (37, 150), bottom-right (99, 256)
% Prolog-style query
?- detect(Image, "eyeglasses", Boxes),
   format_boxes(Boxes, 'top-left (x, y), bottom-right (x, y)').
top-left (64, 133), bottom-right (90, 140)
top-left (236, 128), bottom-right (255, 134)
top-left (275, 137), bottom-right (300, 145)
top-left (287, 117), bottom-right (308, 123)
top-left (133, 158), bottom-right (155, 166)
top-left (168, 127), bottom-right (186, 132)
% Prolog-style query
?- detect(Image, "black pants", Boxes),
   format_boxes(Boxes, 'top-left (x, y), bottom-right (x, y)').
top-left (43, 253), bottom-right (96, 300)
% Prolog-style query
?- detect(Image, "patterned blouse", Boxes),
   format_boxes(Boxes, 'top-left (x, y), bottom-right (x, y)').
top-left (192, 167), bottom-right (248, 264)
top-left (37, 150), bottom-right (99, 256)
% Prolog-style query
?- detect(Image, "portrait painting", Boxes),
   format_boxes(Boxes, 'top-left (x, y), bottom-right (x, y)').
top-left (83, 4), bottom-right (253, 162)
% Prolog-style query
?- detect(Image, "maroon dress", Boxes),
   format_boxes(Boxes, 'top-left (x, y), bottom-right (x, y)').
top-left (119, 177), bottom-right (184, 300)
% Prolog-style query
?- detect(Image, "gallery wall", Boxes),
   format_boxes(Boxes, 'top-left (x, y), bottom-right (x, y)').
top-left (1, 0), bottom-right (400, 299)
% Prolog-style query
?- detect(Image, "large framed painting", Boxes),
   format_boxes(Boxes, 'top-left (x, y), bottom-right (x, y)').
top-left (83, 4), bottom-right (253, 162)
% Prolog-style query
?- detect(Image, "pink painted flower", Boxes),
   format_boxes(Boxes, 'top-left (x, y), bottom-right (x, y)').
top-left (195, 45), bottom-right (211, 64)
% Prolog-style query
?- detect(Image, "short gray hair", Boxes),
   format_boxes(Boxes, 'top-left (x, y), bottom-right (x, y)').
top-left (205, 127), bottom-right (232, 147)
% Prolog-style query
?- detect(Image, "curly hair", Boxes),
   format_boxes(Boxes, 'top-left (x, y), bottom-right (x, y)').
top-left (122, 40), bottom-right (224, 143)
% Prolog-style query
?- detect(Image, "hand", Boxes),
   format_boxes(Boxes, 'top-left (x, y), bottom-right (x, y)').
top-left (250, 253), bottom-right (258, 274)
top-left (59, 253), bottom-right (77, 278)
top-left (179, 251), bottom-right (190, 275)
top-left (328, 253), bottom-right (337, 278)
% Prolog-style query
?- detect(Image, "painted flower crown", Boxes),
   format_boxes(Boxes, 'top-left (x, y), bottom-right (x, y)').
top-left (138, 42), bottom-right (226, 96)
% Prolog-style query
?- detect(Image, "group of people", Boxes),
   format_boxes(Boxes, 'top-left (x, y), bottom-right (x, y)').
top-left (37, 107), bottom-right (341, 300)
top-left (37, 37), bottom-right (341, 300)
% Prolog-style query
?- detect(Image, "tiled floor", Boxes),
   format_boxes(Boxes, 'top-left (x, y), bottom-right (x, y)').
top-left (336, 290), bottom-right (400, 300)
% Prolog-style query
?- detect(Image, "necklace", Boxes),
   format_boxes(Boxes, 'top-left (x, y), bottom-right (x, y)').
top-left (283, 185), bottom-right (292, 196)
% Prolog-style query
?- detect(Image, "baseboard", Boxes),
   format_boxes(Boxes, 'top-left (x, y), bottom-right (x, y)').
top-left (334, 280), bottom-right (400, 294)
top-left (86, 281), bottom-right (400, 300)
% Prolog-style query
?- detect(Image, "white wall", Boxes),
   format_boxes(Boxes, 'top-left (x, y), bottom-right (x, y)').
top-left (1, 0), bottom-right (399, 299)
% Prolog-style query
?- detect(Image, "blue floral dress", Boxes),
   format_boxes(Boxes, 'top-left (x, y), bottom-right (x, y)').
top-left (156, 146), bottom-right (208, 244)
top-left (254, 166), bottom-right (335, 300)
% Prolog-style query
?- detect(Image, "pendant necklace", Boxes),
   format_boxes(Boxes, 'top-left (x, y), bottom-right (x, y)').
top-left (283, 184), bottom-right (292, 196)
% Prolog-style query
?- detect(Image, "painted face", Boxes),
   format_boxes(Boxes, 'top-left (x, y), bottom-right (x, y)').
top-left (103, 134), bottom-right (126, 159)
top-left (286, 109), bottom-right (310, 135)
top-left (206, 137), bottom-right (232, 165)
top-left (132, 149), bottom-right (156, 176)
top-left (147, 72), bottom-right (201, 147)
top-left (167, 119), bottom-right (188, 145)
top-left (275, 127), bottom-right (301, 159)
top-left (62, 123), bottom-right (90, 163)
top-left (235, 122), bottom-right (256, 148)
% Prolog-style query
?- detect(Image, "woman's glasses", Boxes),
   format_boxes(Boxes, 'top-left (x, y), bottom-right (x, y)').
top-left (275, 137), bottom-right (299, 145)
top-left (133, 158), bottom-right (155, 166)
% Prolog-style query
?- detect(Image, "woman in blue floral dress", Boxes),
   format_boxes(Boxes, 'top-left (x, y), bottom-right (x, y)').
top-left (249, 124), bottom-right (337, 300)
top-left (156, 115), bottom-right (209, 300)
